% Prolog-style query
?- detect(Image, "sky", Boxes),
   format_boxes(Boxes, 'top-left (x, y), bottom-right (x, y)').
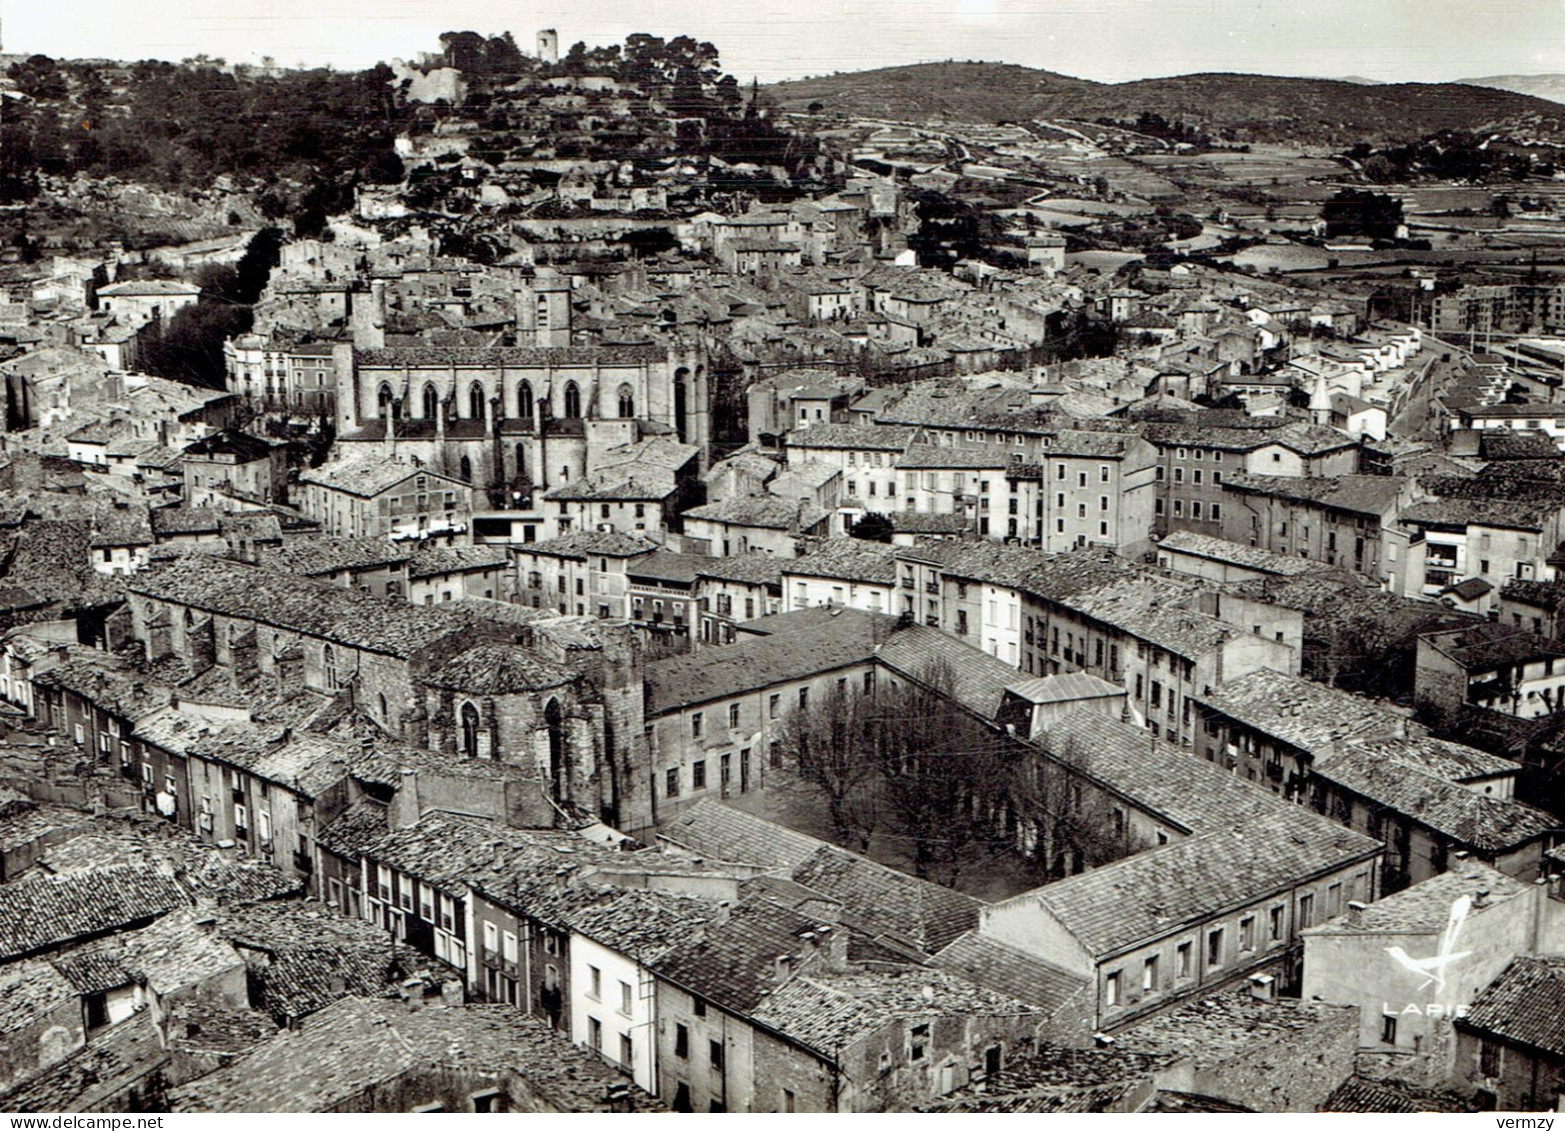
top-left (12, 0), bottom-right (1565, 85)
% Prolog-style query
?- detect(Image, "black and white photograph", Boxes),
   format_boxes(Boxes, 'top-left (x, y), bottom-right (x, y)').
top-left (0, 0), bottom-right (1561, 1116)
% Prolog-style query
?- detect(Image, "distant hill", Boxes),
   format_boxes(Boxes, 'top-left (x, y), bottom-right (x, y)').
top-left (1464, 74), bottom-right (1565, 105)
top-left (767, 62), bottom-right (1565, 143)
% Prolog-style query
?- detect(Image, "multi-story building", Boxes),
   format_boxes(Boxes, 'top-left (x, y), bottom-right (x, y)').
top-left (1141, 420), bottom-right (1361, 540)
top-left (182, 429), bottom-right (286, 509)
top-left (1220, 474), bottom-right (1411, 586)
top-left (297, 456), bottom-right (475, 540)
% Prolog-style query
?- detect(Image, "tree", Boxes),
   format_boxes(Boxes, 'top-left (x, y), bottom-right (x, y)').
top-left (874, 658), bottom-right (1005, 884)
top-left (1013, 735), bottom-right (1145, 881)
top-left (774, 681), bottom-right (879, 850)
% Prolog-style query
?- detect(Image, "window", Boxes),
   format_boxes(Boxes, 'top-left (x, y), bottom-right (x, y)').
top-left (563, 381), bottom-right (582, 418)
top-left (692, 760), bottom-right (706, 789)
top-left (782, 1089), bottom-right (796, 1113)
top-left (1381, 1014), bottom-right (1397, 1046)
top-left (1239, 916), bottom-right (1255, 951)
top-left (694, 999), bottom-right (706, 1018)
top-left (1142, 954), bottom-right (1159, 992)
top-left (910, 1022), bottom-right (930, 1061)
top-left (1105, 971), bottom-right (1121, 1007)
top-left (1299, 892), bottom-right (1314, 929)
top-left (798, 687), bottom-right (809, 710)
top-left (691, 712), bottom-right (703, 738)
top-left (1176, 941), bottom-right (1192, 978)
top-left (666, 767), bottom-right (680, 798)
top-left (710, 1039), bottom-right (725, 1071)
top-left (1481, 1039), bottom-right (1502, 1077)
top-left (1207, 927), bottom-right (1224, 967)
top-left (620, 981), bottom-right (634, 1016)
top-left (728, 703), bottom-right (740, 729)
top-left (769, 694), bottom-right (780, 719)
top-left (675, 1023), bottom-right (689, 1058)
top-left (588, 1016), bottom-right (602, 1051)
top-left (1270, 905), bottom-right (1284, 941)
top-left (589, 966), bottom-right (602, 1000)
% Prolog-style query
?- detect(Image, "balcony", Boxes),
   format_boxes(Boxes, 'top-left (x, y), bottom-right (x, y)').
top-left (924, 581), bottom-right (938, 595)
top-left (482, 947), bottom-right (503, 970)
top-left (901, 578), bottom-right (915, 590)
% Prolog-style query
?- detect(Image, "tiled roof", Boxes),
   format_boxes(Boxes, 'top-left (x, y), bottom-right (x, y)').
top-left (407, 544), bottom-right (509, 579)
top-left (995, 798), bottom-right (1378, 958)
top-left (752, 967), bottom-right (1037, 1059)
top-left (1222, 473), bottom-right (1406, 517)
top-left (783, 539), bottom-right (899, 585)
top-left (260, 536), bottom-right (412, 577)
top-left (659, 799), bottom-right (829, 872)
top-left (355, 344), bottom-right (667, 368)
top-left (1501, 579), bottom-right (1565, 613)
top-left (217, 902), bottom-right (415, 1024)
top-left (1459, 956), bottom-right (1565, 1058)
top-left (897, 444), bottom-right (1014, 470)
top-left (644, 608), bottom-right (889, 713)
top-left (1, 1007), bottom-right (167, 1113)
top-left (791, 844), bottom-right (980, 955)
top-left (693, 551), bottom-right (785, 586)
top-left (924, 1044), bottom-right (1167, 1112)
top-left (1402, 497), bottom-right (1557, 532)
top-left (1157, 531), bottom-right (1340, 577)
top-left (1195, 668), bottom-right (1409, 756)
top-left (299, 456), bottom-right (464, 498)
top-left (625, 550), bottom-right (706, 584)
top-left (0, 865), bottom-right (188, 962)
top-left (683, 495), bottom-right (824, 531)
top-left (1420, 622), bottom-right (1565, 673)
top-left (876, 624), bottom-right (1022, 720)
top-left (785, 424), bottom-right (914, 451)
top-left (1304, 861), bottom-right (1526, 936)
top-left (1321, 1077), bottom-right (1476, 1114)
top-left (128, 556), bottom-right (519, 660)
top-left (0, 957), bottom-right (76, 1035)
top-left (929, 931), bottom-right (1090, 1014)
top-left (150, 506), bottom-right (222, 536)
top-left (1004, 672), bottom-right (1124, 705)
top-left (172, 996), bottom-right (665, 1112)
top-left (514, 531), bottom-right (657, 560)
top-left (1113, 985), bottom-right (1357, 1068)
top-left (423, 643), bottom-right (575, 695)
top-left (650, 898), bottom-right (829, 1013)
top-left (1045, 708), bottom-right (1304, 835)
top-left (1311, 745), bottom-right (1557, 852)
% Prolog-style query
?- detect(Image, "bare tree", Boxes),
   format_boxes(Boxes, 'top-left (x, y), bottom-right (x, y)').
top-left (1012, 734), bottom-right (1149, 882)
top-left (774, 681), bottom-right (879, 851)
top-left (874, 658), bottom-right (1006, 885)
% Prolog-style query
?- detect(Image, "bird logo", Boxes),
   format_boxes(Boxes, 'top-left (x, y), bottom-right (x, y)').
top-left (1385, 894), bottom-right (1472, 993)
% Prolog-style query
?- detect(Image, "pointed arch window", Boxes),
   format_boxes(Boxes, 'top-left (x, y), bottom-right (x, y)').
top-left (517, 380), bottom-right (534, 420)
top-left (617, 384), bottom-right (634, 419)
top-left (459, 455), bottom-right (473, 483)
top-left (563, 381), bottom-right (581, 419)
top-left (468, 382), bottom-right (485, 421)
top-left (422, 384), bottom-right (439, 420)
top-left (377, 383), bottom-right (394, 418)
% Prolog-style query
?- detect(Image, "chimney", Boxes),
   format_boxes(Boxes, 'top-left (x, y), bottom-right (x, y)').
top-left (1248, 974), bottom-right (1276, 1002)
top-left (775, 954), bottom-right (793, 984)
top-left (713, 900), bottom-right (731, 925)
top-left (1093, 1033), bottom-right (1115, 1049)
top-left (1474, 889), bottom-right (1490, 909)
top-left (1347, 900), bottom-right (1366, 927)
